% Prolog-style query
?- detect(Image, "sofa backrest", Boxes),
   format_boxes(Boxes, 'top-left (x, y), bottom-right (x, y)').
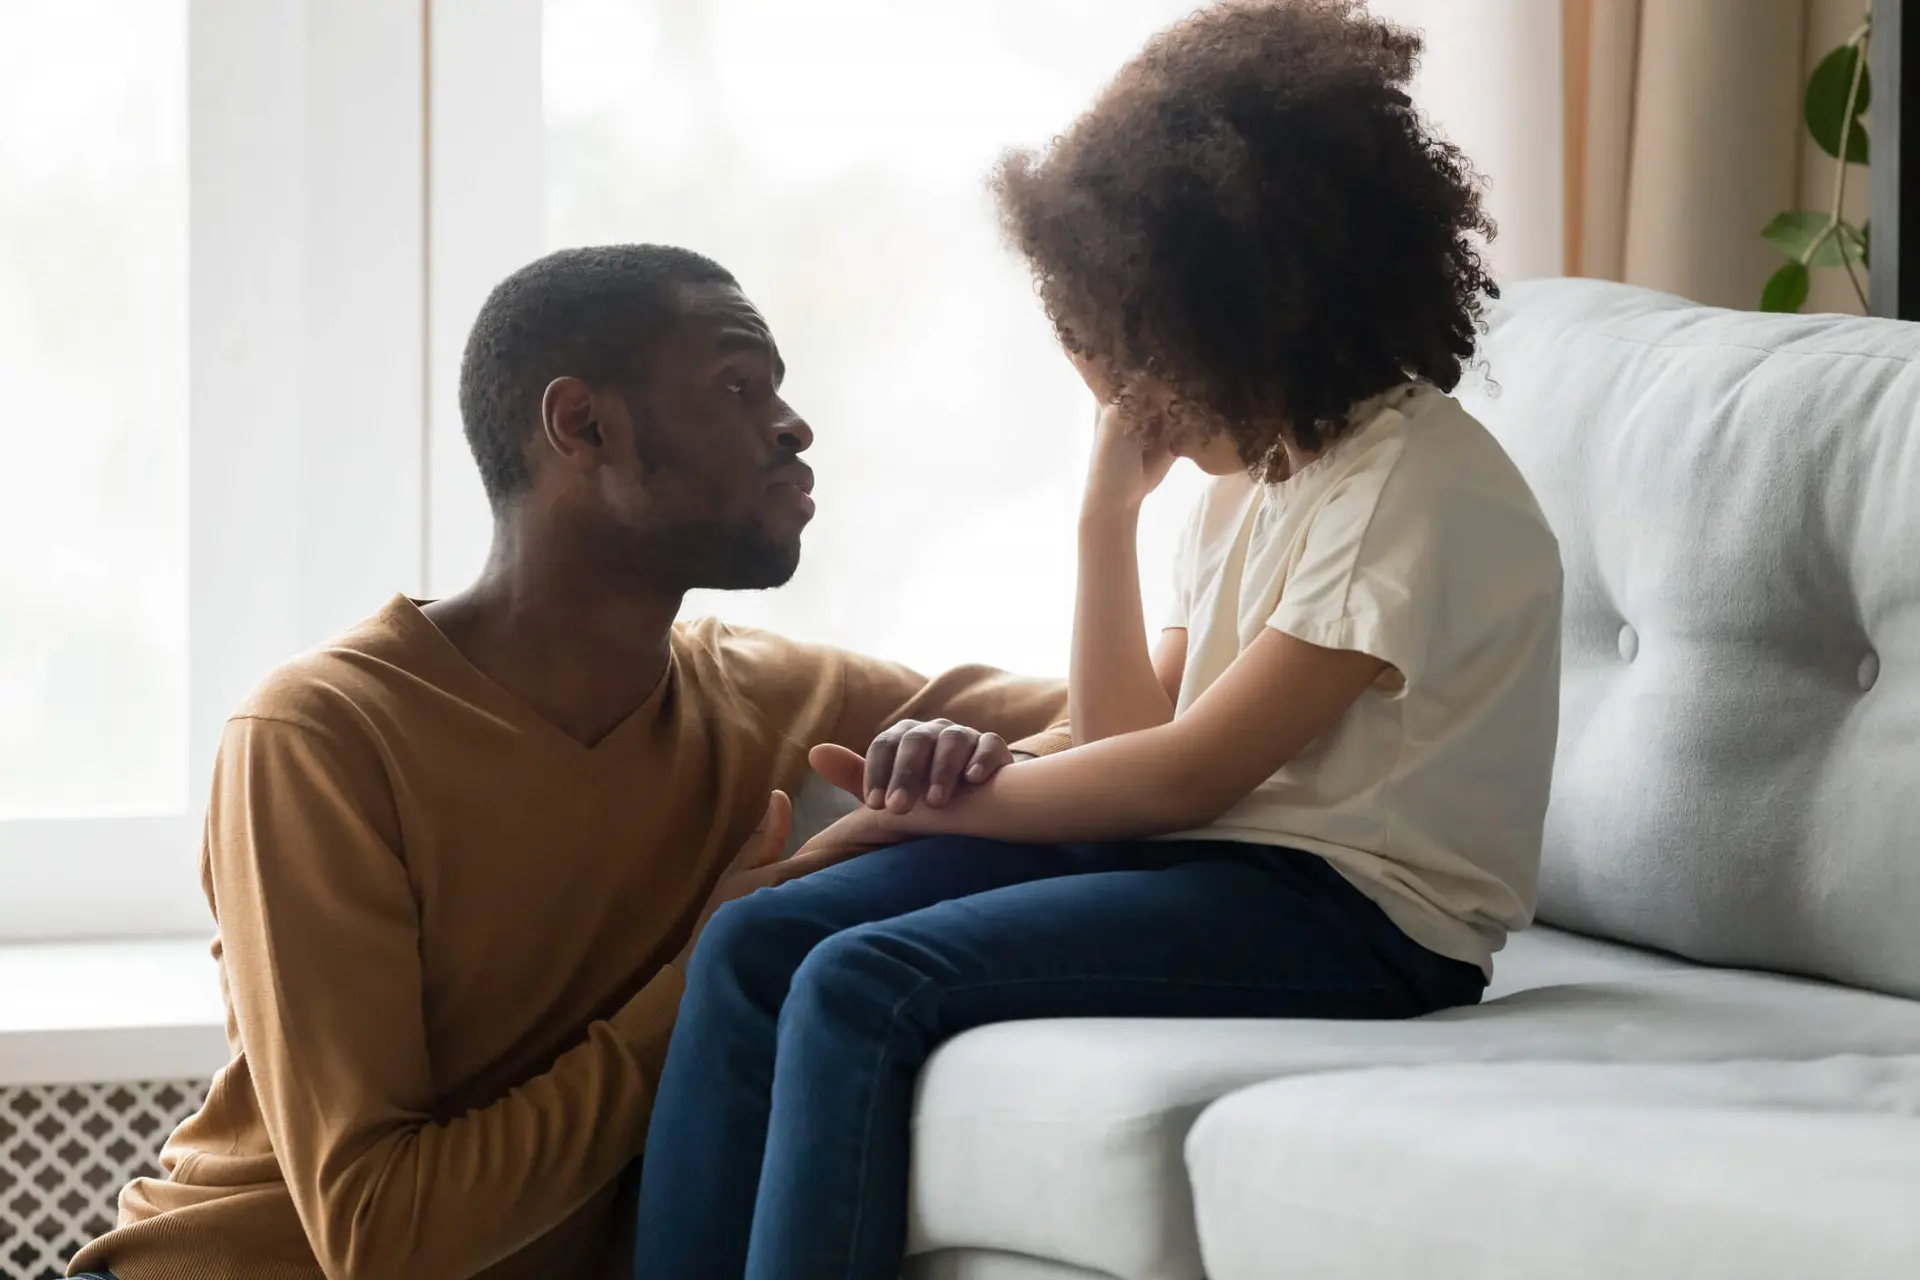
top-left (1457, 279), bottom-right (1919, 999)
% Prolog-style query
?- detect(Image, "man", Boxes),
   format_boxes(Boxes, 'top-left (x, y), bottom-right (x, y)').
top-left (70, 245), bottom-right (1067, 1280)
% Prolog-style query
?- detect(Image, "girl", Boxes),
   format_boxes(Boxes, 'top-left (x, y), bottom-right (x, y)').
top-left (633, 2), bottom-right (1562, 1276)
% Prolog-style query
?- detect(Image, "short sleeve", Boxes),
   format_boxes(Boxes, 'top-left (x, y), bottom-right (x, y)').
top-left (1264, 453), bottom-right (1435, 691)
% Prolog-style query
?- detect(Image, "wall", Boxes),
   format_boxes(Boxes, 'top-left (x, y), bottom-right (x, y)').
top-left (1369, 0), bottom-right (1567, 282)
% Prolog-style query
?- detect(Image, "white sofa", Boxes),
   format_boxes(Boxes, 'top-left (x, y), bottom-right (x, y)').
top-left (884, 279), bottom-right (1920, 1280)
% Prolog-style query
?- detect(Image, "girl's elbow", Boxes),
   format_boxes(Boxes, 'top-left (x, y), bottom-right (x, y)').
top-left (1167, 792), bottom-right (1238, 832)
top-left (1144, 764), bottom-right (1243, 832)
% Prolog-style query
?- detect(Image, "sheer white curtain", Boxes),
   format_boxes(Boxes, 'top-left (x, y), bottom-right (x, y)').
top-left (542, 0), bottom-right (1211, 679)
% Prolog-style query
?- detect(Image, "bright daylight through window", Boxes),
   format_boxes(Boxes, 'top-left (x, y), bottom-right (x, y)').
top-left (543, 0), bottom-right (1211, 679)
top-left (0, 0), bottom-right (187, 821)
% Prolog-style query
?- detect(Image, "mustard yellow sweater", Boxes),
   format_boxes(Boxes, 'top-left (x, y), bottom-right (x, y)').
top-left (72, 596), bottom-right (1067, 1280)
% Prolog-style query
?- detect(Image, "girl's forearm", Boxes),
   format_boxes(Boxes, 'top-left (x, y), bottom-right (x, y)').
top-left (1071, 503), bottom-right (1175, 744)
top-left (868, 615), bottom-right (1389, 856)
top-left (893, 723), bottom-right (1220, 845)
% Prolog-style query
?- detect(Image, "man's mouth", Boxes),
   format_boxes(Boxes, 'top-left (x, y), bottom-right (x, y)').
top-left (767, 465), bottom-right (816, 518)
top-left (768, 468), bottom-right (814, 495)
top-left (767, 462), bottom-right (814, 494)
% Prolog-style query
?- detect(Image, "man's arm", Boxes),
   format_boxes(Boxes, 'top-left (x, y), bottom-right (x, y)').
top-left (209, 716), bottom-right (683, 1278)
top-left (830, 652), bottom-right (1071, 761)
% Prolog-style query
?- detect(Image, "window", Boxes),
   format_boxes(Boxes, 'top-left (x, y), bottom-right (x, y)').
top-left (535, 0), bottom-right (1210, 677)
top-left (428, 0), bottom-right (1542, 680)
top-left (3, 0), bottom-right (425, 940)
top-left (0, 1), bottom-right (187, 821)
top-left (9, 0), bottom-right (1538, 941)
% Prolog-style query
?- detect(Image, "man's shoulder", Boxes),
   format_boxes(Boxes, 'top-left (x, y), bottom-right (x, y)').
top-left (672, 616), bottom-right (903, 736)
top-left (232, 596), bottom-right (434, 743)
top-left (672, 615), bottom-right (855, 697)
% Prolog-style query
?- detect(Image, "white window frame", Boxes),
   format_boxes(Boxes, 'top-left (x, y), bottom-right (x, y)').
top-left (0, 0), bottom-right (429, 941)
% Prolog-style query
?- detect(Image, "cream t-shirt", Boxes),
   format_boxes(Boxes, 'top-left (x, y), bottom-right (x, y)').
top-left (1166, 383), bottom-right (1562, 974)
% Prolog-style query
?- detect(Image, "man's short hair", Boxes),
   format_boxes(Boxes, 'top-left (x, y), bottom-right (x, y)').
top-left (458, 244), bottom-right (738, 512)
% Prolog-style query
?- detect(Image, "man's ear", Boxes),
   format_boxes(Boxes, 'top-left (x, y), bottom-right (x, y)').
top-left (540, 376), bottom-right (604, 476)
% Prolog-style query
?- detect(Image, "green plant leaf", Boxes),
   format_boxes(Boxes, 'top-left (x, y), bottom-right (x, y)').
top-left (1860, 218), bottom-right (1871, 267)
top-left (1805, 43), bottom-right (1871, 164)
top-left (1760, 260), bottom-right (1811, 313)
top-left (1762, 211), bottom-right (1851, 266)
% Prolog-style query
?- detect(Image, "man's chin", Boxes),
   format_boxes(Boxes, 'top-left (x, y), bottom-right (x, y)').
top-left (707, 537), bottom-right (801, 591)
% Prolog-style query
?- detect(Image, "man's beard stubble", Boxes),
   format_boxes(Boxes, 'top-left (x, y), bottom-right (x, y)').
top-left (614, 516), bottom-right (801, 595)
top-left (624, 406), bottom-right (802, 593)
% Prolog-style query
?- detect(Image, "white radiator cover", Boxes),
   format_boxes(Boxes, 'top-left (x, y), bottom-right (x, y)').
top-left (0, 1079), bottom-right (204, 1280)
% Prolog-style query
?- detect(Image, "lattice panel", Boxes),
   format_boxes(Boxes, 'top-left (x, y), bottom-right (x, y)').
top-left (0, 1079), bottom-right (205, 1280)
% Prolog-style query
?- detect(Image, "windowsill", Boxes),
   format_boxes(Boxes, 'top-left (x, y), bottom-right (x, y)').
top-left (0, 938), bottom-right (227, 1086)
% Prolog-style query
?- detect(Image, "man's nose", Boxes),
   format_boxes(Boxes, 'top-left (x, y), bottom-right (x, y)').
top-left (772, 403), bottom-right (813, 454)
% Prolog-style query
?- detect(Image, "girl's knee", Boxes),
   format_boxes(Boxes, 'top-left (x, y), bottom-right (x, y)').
top-left (687, 886), bottom-right (825, 994)
top-left (783, 923), bottom-right (936, 1031)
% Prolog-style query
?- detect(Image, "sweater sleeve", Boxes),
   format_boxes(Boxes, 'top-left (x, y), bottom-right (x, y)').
top-left (829, 652), bottom-right (1073, 760)
top-left (205, 715), bottom-right (682, 1279)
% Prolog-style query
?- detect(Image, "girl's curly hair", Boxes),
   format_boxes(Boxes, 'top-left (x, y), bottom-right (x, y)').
top-left (992, 0), bottom-right (1496, 478)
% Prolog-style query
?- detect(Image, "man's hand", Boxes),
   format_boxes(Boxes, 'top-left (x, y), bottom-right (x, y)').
top-left (673, 790), bottom-right (796, 970)
top-left (788, 801), bottom-right (901, 866)
top-left (856, 719), bottom-right (1016, 813)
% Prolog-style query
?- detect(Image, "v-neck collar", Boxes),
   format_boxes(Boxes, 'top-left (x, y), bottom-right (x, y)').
top-left (386, 595), bottom-right (677, 757)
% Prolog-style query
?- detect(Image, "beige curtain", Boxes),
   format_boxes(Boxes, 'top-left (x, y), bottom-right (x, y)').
top-left (1563, 0), bottom-right (1870, 312)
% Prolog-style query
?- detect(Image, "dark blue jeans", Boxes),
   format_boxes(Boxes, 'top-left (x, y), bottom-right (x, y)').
top-left (632, 837), bottom-right (1485, 1280)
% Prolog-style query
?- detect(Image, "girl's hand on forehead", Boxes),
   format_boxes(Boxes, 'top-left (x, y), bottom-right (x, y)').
top-left (1084, 402), bottom-right (1176, 513)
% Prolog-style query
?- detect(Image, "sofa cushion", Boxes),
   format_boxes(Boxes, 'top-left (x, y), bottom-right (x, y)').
top-left (904, 1252), bottom-right (1116, 1280)
top-left (1455, 279), bottom-right (1920, 998)
top-left (1186, 1055), bottom-right (1920, 1280)
top-left (905, 927), bottom-right (1920, 1280)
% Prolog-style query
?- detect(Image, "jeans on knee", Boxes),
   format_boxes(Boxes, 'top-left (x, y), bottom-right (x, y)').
top-left (632, 837), bottom-right (1483, 1280)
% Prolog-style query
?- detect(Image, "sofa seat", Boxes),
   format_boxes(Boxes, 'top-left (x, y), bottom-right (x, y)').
top-left (903, 927), bottom-right (1920, 1280)
top-left (1187, 1054), bottom-right (1920, 1279)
